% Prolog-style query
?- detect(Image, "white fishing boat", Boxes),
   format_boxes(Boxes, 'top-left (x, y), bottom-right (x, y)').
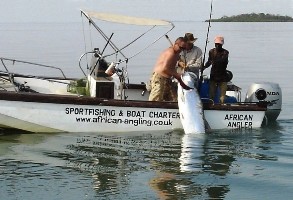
top-left (0, 10), bottom-right (282, 133)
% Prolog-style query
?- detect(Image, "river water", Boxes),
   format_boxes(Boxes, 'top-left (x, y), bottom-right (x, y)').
top-left (0, 21), bottom-right (292, 199)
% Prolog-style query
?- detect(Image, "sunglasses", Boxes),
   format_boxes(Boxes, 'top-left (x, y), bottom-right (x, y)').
top-left (177, 44), bottom-right (185, 50)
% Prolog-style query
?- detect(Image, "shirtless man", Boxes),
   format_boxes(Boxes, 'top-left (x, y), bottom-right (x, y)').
top-left (149, 37), bottom-right (190, 101)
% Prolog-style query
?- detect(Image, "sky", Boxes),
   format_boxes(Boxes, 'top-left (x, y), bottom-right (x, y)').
top-left (0, 0), bottom-right (292, 23)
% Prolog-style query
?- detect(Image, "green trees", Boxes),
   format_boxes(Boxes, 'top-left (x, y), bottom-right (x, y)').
top-left (208, 13), bottom-right (293, 22)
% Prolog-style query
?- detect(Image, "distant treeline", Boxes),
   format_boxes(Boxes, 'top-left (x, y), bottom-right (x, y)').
top-left (207, 13), bottom-right (293, 22)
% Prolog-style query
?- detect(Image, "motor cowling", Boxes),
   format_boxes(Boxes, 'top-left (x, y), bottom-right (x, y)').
top-left (245, 82), bottom-right (282, 122)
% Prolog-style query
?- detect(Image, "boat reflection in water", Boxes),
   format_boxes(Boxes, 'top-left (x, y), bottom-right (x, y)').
top-left (0, 126), bottom-right (281, 199)
top-left (64, 131), bottom-right (240, 199)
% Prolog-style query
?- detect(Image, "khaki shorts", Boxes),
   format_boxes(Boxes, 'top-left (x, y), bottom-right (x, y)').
top-left (148, 72), bottom-right (177, 101)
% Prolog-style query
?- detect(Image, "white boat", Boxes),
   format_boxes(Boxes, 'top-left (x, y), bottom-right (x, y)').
top-left (0, 10), bottom-right (282, 133)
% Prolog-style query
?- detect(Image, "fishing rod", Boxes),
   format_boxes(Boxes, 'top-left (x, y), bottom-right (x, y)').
top-left (165, 35), bottom-right (173, 47)
top-left (200, 0), bottom-right (213, 84)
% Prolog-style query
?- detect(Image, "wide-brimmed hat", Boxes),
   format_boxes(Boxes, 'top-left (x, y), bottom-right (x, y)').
top-left (184, 33), bottom-right (197, 43)
top-left (214, 36), bottom-right (224, 44)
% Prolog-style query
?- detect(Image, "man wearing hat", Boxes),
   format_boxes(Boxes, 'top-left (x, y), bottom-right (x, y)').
top-left (178, 32), bottom-right (203, 88)
top-left (203, 36), bottom-right (229, 103)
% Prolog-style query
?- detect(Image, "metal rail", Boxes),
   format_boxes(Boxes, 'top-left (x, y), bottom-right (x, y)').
top-left (0, 57), bottom-right (67, 78)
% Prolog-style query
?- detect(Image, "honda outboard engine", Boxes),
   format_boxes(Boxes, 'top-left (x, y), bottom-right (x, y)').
top-left (245, 82), bottom-right (282, 123)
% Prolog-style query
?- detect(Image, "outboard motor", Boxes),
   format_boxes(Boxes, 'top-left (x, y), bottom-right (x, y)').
top-left (245, 82), bottom-right (282, 122)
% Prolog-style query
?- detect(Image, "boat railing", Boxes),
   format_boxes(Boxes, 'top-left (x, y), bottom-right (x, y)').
top-left (227, 83), bottom-right (242, 102)
top-left (0, 57), bottom-right (67, 79)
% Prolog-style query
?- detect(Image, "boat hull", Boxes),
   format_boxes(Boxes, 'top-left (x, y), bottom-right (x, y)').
top-left (0, 91), bottom-right (266, 133)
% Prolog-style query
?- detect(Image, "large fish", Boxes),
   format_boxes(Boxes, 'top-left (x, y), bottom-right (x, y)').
top-left (178, 72), bottom-right (205, 134)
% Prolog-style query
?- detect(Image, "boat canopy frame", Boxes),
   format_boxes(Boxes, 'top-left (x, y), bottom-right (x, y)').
top-left (80, 10), bottom-right (175, 63)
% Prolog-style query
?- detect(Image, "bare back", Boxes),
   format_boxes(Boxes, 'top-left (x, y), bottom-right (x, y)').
top-left (153, 47), bottom-right (179, 78)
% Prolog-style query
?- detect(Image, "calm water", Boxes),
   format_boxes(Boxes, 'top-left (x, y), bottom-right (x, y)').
top-left (0, 22), bottom-right (293, 199)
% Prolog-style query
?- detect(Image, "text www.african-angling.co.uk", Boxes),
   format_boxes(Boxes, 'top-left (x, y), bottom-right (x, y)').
top-left (75, 117), bottom-right (173, 126)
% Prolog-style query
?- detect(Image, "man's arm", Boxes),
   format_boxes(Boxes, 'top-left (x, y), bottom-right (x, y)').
top-left (186, 47), bottom-right (203, 68)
